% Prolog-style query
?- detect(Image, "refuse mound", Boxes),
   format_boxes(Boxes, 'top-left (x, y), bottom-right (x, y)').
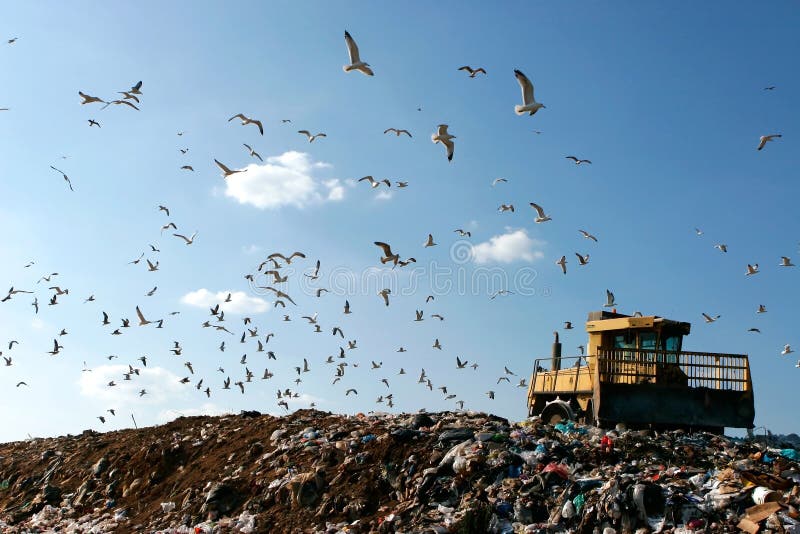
top-left (0, 410), bottom-right (799, 533)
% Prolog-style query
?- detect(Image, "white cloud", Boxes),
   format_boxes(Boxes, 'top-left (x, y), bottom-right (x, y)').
top-left (181, 289), bottom-right (269, 314)
top-left (242, 244), bottom-right (261, 255)
top-left (78, 365), bottom-right (183, 404)
top-left (375, 189), bottom-right (393, 201)
top-left (471, 229), bottom-right (544, 264)
top-left (224, 151), bottom-right (345, 209)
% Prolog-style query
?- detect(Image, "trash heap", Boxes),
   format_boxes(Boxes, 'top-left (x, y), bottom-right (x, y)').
top-left (0, 409), bottom-right (798, 533)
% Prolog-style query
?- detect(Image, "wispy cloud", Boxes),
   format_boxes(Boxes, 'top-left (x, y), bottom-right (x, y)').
top-left (224, 151), bottom-right (344, 209)
top-left (181, 289), bottom-right (269, 314)
top-left (471, 229), bottom-right (544, 264)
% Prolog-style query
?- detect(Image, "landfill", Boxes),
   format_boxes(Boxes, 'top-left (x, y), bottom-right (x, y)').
top-left (0, 409), bottom-right (798, 533)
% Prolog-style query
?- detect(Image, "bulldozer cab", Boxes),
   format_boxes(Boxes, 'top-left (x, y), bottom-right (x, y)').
top-left (528, 311), bottom-right (755, 432)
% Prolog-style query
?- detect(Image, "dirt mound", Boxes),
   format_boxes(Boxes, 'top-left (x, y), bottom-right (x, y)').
top-left (0, 410), bottom-right (798, 533)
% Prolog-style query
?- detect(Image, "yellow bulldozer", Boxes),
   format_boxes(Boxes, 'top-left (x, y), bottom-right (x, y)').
top-left (527, 310), bottom-right (755, 433)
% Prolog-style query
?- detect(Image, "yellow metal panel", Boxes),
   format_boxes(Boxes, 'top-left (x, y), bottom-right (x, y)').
top-left (585, 317), bottom-right (654, 331)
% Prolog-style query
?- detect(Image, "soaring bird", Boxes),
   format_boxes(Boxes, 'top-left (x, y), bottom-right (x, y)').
top-left (173, 232), bottom-right (198, 245)
top-left (374, 241), bottom-right (400, 265)
top-left (492, 178), bottom-right (508, 187)
top-left (757, 134), bottom-right (781, 151)
top-left (431, 124), bottom-right (455, 161)
top-left (454, 229), bottom-right (472, 237)
top-left (556, 256), bottom-right (567, 275)
top-left (214, 159), bottom-right (245, 178)
top-left (88, 119), bottom-right (101, 128)
top-left (378, 289), bottom-right (391, 307)
top-left (267, 252), bottom-right (306, 264)
top-left (343, 30), bottom-right (373, 76)
top-left (714, 244), bottom-right (728, 253)
top-left (702, 313), bottom-right (720, 323)
top-left (458, 66), bottom-right (486, 77)
top-left (136, 306), bottom-right (151, 326)
top-left (498, 204), bottom-right (515, 213)
top-left (604, 290), bottom-right (616, 308)
top-left (228, 113), bottom-right (264, 135)
top-left (529, 202), bottom-right (551, 223)
top-left (513, 69), bottom-right (544, 116)
top-left (579, 230), bottom-right (598, 242)
top-left (384, 128), bottom-right (412, 137)
top-left (424, 234), bottom-right (437, 247)
top-left (565, 156), bottom-right (592, 165)
top-left (782, 344), bottom-right (794, 355)
top-left (78, 91), bottom-right (105, 105)
top-left (745, 264), bottom-right (759, 276)
top-left (757, 304), bottom-right (767, 314)
top-left (243, 143), bottom-right (263, 162)
top-left (779, 256), bottom-right (795, 267)
top-left (358, 176), bottom-right (390, 188)
top-left (49, 166), bottom-right (74, 191)
top-left (575, 253), bottom-right (590, 266)
top-left (298, 130), bottom-right (327, 143)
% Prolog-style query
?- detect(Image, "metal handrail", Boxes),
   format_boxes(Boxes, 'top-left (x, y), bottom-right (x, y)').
top-left (595, 347), bottom-right (751, 391)
top-left (531, 356), bottom-right (593, 394)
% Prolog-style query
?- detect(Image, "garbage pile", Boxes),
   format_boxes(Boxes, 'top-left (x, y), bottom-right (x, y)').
top-left (0, 409), bottom-right (798, 533)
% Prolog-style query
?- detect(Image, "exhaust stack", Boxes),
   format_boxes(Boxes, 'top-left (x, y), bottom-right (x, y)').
top-left (552, 331), bottom-right (562, 371)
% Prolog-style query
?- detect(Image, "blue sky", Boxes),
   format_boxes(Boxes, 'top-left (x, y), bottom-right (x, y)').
top-left (0, 2), bottom-right (798, 442)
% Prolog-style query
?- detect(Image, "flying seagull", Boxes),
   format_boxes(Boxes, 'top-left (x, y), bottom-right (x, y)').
top-left (513, 69), bottom-right (545, 116)
top-left (556, 256), bottom-right (567, 275)
top-left (492, 178), bottom-right (508, 187)
top-left (243, 143), bottom-right (263, 162)
top-left (78, 91), bottom-right (105, 105)
top-left (214, 159), bottom-right (245, 178)
top-left (228, 113), bottom-right (264, 135)
top-left (458, 65), bottom-right (486, 78)
top-left (565, 156), bottom-right (592, 165)
top-left (173, 231), bottom-right (198, 245)
top-left (757, 134), bottom-right (781, 151)
top-left (529, 202), bottom-right (551, 223)
top-left (384, 128), bottom-right (412, 137)
top-left (779, 256), bottom-right (795, 267)
top-left (702, 313), bottom-right (721, 323)
top-left (431, 124), bottom-right (455, 161)
top-left (579, 230), bottom-right (598, 242)
top-left (343, 30), bottom-right (374, 76)
top-left (297, 130), bottom-right (327, 142)
top-left (49, 166), bottom-right (74, 191)
top-left (604, 290), bottom-right (616, 308)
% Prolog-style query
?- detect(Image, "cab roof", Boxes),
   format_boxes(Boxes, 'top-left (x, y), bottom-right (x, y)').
top-left (585, 311), bottom-right (691, 335)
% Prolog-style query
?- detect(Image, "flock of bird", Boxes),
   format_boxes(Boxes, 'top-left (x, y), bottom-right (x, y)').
top-left (0, 27), bottom-right (796, 435)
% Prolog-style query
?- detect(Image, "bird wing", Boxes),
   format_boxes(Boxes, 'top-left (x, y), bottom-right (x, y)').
top-left (173, 234), bottom-right (190, 243)
top-left (530, 203), bottom-right (546, 218)
top-left (458, 66), bottom-right (473, 73)
top-left (252, 119), bottom-right (264, 135)
top-left (374, 241), bottom-right (394, 257)
top-left (228, 113), bottom-right (246, 122)
top-left (514, 69), bottom-right (534, 105)
top-left (702, 313), bottom-right (712, 321)
top-left (214, 159), bottom-right (234, 174)
top-left (436, 124), bottom-right (449, 136)
top-left (344, 30), bottom-right (361, 63)
top-left (298, 130), bottom-right (311, 138)
top-left (606, 290), bottom-right (614, 303)
top-left (136, 306), bottom-right (147, 323)
top-left (288, 252), bottom-right (306, 261)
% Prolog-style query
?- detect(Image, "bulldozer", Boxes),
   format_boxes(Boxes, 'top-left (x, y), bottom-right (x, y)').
top-left (527, 310), bottom-right (755, 433)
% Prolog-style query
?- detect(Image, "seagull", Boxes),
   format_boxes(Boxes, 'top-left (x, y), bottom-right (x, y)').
top-left (695, 228), bottom-right (704, 236)
top-left (16, 381), bottom-right (27, 387)
top-left (748, 328), bottom-right (761, 333)
top-left (746, 264), bottom-right (759, 276)
top-left (101, 99), bottom-right (140, 111)
top-left (181, 165), bottom-right (194, 171)
top-left (136, 306), bottom-right (151, 326)
top-left (564, 321), bottom-right (573, 330)
top-left (604, 290), bottom-right (616, 308)
top-left (78, 91), bottom-right (105, 105)
top-left (146, 259), bottom-right (159, 271)
top-left (714, 244), bottom-right (728, 253)
top-left (343, 300), bottom-right (351, 314)
top-left (359, 176), bottom-right (390, 188)
top-left (384, 128), bottom-right (412, 137)
top-left (575, 253), bottom-right (590, 266)
top-left (757, 134), bottom-right (781, 151)
top-left (128, 80), bottom-right (143, 94)
top-left (297, 130), bottom-right (326, 143)
top-left (433, 339), bottom-right (442, 350)
top-left (492, 178), bottom-right (508, 187)
top-left (214, 159), bottom-right (245, 178)
top-left (345, 388), bottom-right (358, 396)
top-left (243, 144), bottom-right (263, 162)
top-left (343, 30), bottom-right (373, 76)
top-left (396, 181), bottom-right (408, 188)
top-left (145, 287), bottom-right (157, 297)
top-left (763, 86), bottom-right (776, 91)
top-left (780, 257), bottom-right (795, 267)
top-left (431, 124), bottom-right (455, 161)
top-left (757, 304), bottom-right (767, 313)
top-left (579, 230), bottom-right (598, 242)
top-left (267, 252), bottom-right (306, 264)
top-left (173, 232), bottom-right (198, 245)
top-left (415, 310), bottom-right (423, 321)
top-left (556, 256), bottom-right (567, 275)
top-left (378, 288), bottom-right (391, 306)
top-left (498, 204), bottom-right (515, 213)
top-left (530, 202), bottom-right (551, 223)
top-left (782, 344), bottom-right (794, 355)
top-left (454, 229), bottom-right (472, 237)
top-left (374, 241), bottom-right (400, 265)
top-left (88, 119), bottom-right (101, 128)
top-left (565, 156), bottom-right (592, 165)
top-left (458, 65), bottom-right (486, 78)
top-left (228, 113), bottom-right (263, 135)
top-left (702, 313), bottom-right (721, 323)
top-left (423, 233), bottom-right (438, 248)
top-left (456, 356), bottom-right (468, 369)
top-left (49, 166), bottom-right (74, 191)
top-left (513, 69), bottom-right (545, 116)
top-left (486, 391), bottom-right (495, 400)
top-left (490, 290), bottom-right (514, 299)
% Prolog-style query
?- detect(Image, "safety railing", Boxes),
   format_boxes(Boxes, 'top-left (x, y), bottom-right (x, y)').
top-left (595, 348), bottom-right (751, 391)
